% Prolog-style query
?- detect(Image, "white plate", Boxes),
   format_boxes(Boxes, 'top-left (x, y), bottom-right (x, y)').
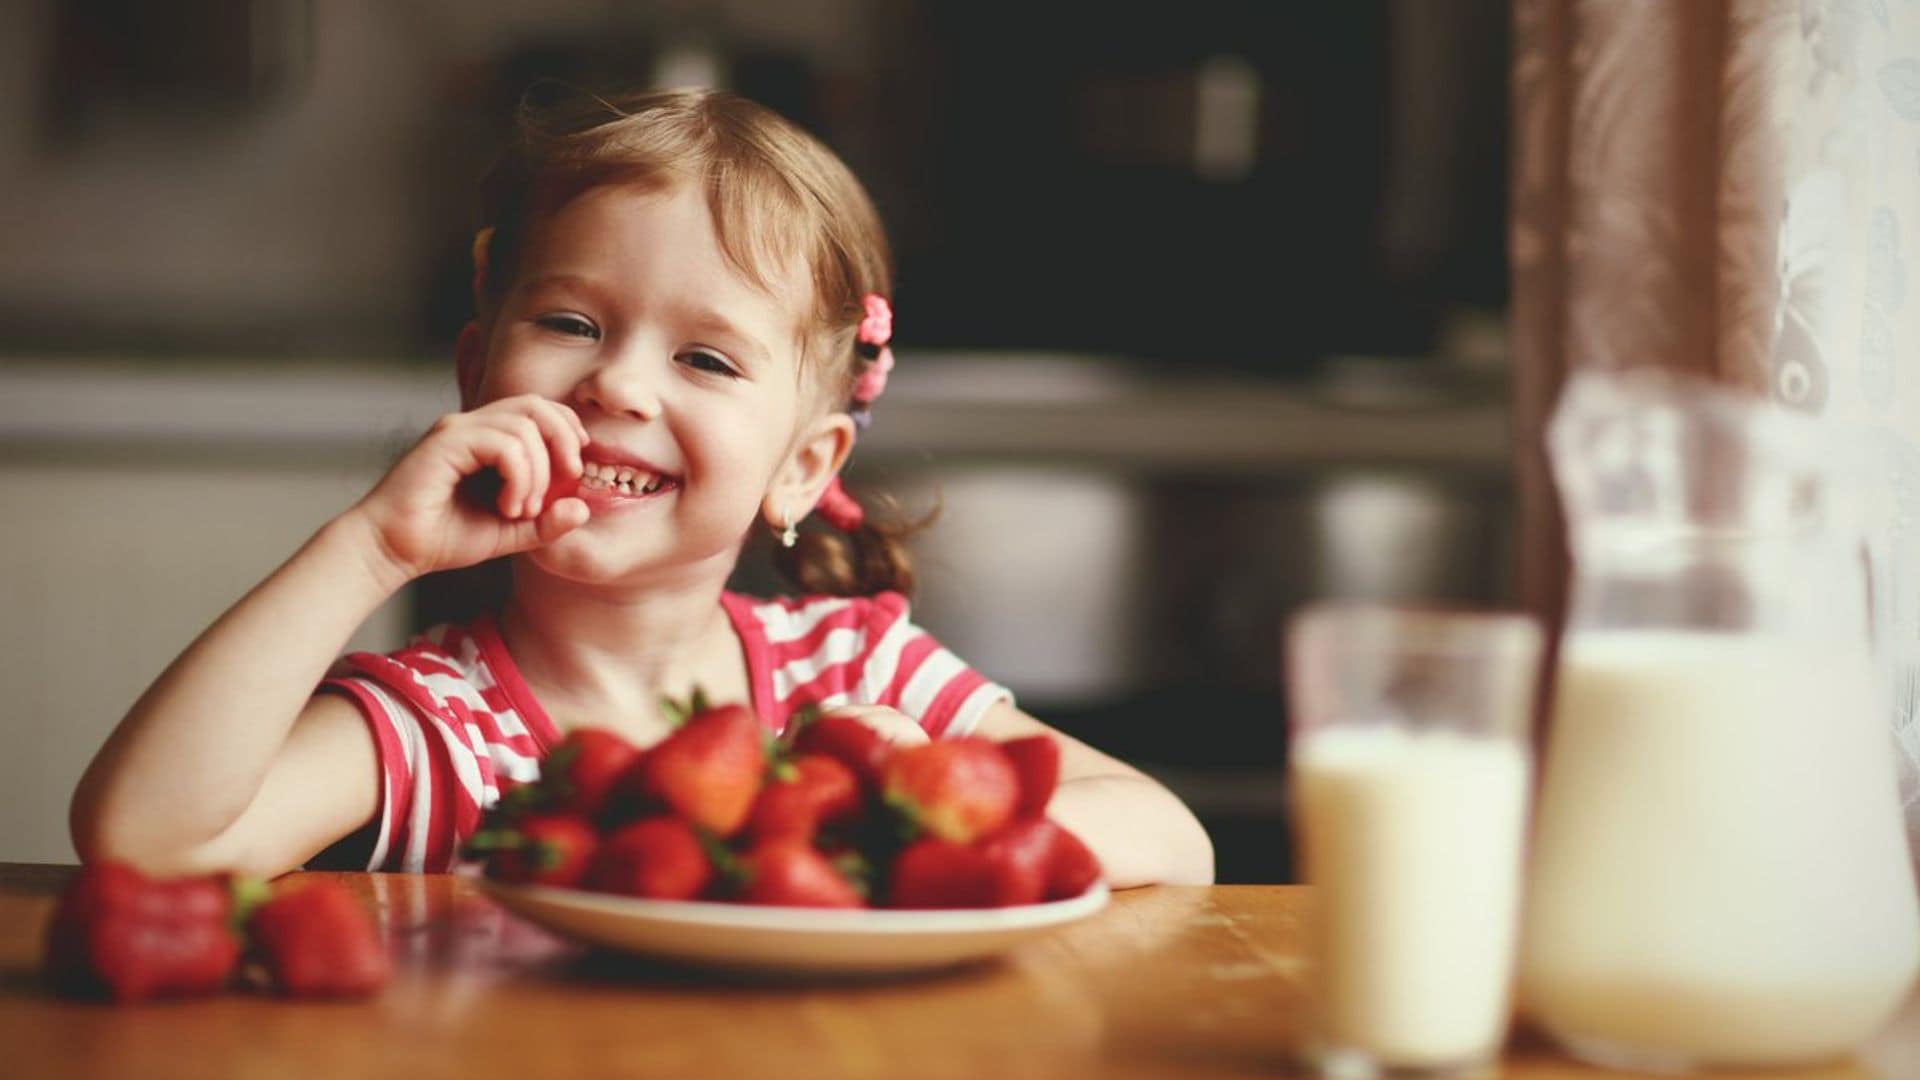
top-left (479, 879), bottom-right (1111, 977)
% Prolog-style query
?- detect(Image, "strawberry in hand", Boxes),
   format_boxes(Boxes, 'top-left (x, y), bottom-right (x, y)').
top-left (882, 738), bottom-right (1019, 843)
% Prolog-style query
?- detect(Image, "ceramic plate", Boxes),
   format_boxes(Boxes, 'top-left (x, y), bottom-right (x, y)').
top-left (480, 879), bottom-right (1111, 977)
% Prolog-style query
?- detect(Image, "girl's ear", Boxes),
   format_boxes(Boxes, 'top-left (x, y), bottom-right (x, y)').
top-left (454, 321), bottom-right (487, 411)
top-left (765, 412), bottom-right (858, 525)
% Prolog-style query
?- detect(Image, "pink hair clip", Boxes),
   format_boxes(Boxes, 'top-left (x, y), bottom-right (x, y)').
top-left (851, 346), bottom-right (894, 405)
top-left (804, 293), bottom-right (892, 535)
top-left (857, 293), bottom-right (892, 351)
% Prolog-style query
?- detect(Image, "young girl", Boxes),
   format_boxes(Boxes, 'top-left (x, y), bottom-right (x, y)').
top-left (69, 88), bottom-right (1214, 888)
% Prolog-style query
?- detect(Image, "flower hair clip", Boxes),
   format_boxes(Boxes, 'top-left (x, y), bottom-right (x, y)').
top-left (848, 293), bottom-right (894, 434)
top-left (851, 294), bottom-right (894, 414)
top-left (808, 294), bottom-right (894, 533)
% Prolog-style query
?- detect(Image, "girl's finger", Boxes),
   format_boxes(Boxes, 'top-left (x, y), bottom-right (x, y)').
top-left (512, 415), bottom-right (551, 519)
top-left (534, 399), bottom-right (585, 482)
top-left (547, 399), bottom-right (591, 457)
top-left (480, 429), bottom-right (529, 518)
top-left (495, 494), bottom-right (591, 557)
top-left (477, 412), bottom-right (550, 518)
top-left (483, 401), bottom-right (572, 511)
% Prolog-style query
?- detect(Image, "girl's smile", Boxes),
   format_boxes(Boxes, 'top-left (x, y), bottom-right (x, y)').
top-left (466, 179), bottom-right (818, 582)
top-left (567, 449), bottom-right (682, 514)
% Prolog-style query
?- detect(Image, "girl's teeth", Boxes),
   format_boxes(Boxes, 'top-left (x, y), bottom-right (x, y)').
top-left (577, 465), bottom-right (670, 496)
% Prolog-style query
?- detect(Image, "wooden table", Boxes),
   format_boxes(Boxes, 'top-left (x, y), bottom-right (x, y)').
top-left (1, 865), bottom-right (1914, 1079)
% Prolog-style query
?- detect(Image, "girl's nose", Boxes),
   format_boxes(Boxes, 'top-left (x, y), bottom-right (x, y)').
top-left (572, 349), bottom-right (665, 422)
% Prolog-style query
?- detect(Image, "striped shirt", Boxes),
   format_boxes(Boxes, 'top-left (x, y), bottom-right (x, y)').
top-left (317, 590), bottom-right (1011, 873)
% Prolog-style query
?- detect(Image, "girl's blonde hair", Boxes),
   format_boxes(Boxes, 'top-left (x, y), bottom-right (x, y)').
top-left (476, 86), bottom-right (922, 598)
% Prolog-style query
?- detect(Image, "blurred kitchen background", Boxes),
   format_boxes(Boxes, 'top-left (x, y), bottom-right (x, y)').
top-left (0, 0), bottom-right (1514, 880)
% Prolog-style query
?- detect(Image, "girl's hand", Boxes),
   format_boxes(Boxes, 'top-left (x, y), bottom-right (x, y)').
top-left (348, 394), bottom-right (591, 586)
top-left (821, 705), bottom-right (933, 748)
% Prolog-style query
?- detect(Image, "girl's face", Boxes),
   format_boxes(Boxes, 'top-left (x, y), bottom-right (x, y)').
top-left (462, 180), bottom-right (842, 585)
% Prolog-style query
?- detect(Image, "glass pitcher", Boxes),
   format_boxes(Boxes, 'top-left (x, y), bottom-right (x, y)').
top-left (1518, 369), bottom-right (1920, 1072)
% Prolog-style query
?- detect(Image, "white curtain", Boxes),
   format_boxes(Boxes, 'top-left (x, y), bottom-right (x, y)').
top-left (1513, 0), bottom-right (1920, 836)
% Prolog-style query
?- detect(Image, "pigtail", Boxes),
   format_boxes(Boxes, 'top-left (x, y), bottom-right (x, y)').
top-left (773, 486), bottom-right (936, 599)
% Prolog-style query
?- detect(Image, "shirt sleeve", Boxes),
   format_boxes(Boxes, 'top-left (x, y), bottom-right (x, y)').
top-left (317, 652), bottom-right (498, 873)
top-left (855, 592), bottom-right (1014, 739)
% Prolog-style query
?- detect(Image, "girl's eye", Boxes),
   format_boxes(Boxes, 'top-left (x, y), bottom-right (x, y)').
top-left (681, 350), bottom-right (738, 377)
top-left (536, 314), bottom-right (599, 340)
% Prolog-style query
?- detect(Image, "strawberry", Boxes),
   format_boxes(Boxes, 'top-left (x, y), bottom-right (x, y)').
top-left (466, 813), bottom-right (599, 888)
top-left (886, 838), bottom-right (1002, 909)
top-left (585, 817), bottom-right (714, 900)
top-left (882, 737), bottom-right (1019, 843)
top-left (737, 842), bottom-right (865, 908)
top-left (540, 728), bottom-right (642, 818)
top-left (43, 862), bottom-right (258, 1002)
top-left (746, 754), bottom-right (862, 845)
top-left (998, 735), bottom-right (1060, 820)
top-left (249, 879), bottom-right (390, 997)
top-left (628, 703), bottom-right (766, 836)
top-left (1045, 825), bottom-right (1103, 901)
top-left (790, 713), bottom-right (893, 791)
top-left (976, 819), bottom-right (1060, 906)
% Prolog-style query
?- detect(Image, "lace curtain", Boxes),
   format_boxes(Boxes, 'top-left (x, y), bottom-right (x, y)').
top-left (1513, 0), bottom-right (1920, 836)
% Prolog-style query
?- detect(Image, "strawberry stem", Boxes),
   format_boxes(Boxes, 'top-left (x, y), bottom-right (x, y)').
top-left (461, 828), bottom-right (526, 857)
top-left (659, 694), bottom-right (690, 729)
top-left (692, 827), bottom-right (745, 886)
top-left (228, 875), bottom-right (271, 932)
top-left (775, 705), bottom-right (823, 755)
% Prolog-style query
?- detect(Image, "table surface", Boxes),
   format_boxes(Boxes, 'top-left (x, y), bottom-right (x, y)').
top-left (1, 864), bottom-right (1915, 1079)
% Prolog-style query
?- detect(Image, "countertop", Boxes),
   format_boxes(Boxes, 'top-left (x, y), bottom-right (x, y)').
top-left (2, 865), bottom-right (1914, 1079)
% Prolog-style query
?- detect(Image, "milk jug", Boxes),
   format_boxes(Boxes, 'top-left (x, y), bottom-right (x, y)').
top-left (1518, 370), bottom-right (1920, 1071)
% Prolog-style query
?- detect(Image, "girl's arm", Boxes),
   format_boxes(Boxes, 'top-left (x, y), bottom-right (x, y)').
top-left (70, 515), bottom-right (401, 877)
top-left (71, 394), bottom-right (591, 878)
top-left (973, 702), bottom-right (1216, 888)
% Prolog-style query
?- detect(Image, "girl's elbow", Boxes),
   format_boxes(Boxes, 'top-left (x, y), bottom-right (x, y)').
top-left (68, 794), bottom-right (225, 877)
top-left (1169, 811), bottom-right (1217, 885)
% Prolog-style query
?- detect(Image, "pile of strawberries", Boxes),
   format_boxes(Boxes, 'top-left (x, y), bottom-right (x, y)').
top-left (466, 696), bottom-right (1102, 909)
top-left (43, 862), bottom-right (390, 1003)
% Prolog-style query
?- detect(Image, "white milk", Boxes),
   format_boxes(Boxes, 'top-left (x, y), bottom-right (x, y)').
top-left (1296, 726), bottom-right (1532, 1068)
top-left (1520, 632), bottom-right (1920, 1068)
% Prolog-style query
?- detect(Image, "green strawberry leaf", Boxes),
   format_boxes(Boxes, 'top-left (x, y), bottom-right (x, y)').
top-left (532, 839), bottom-right (566, 872)
top-left (461, 828), bottom-right (526, 858)
top-left (883, 791), bottom-right (924, 843)
top-left (829, 850), bottom-right (874, 901)
top-left (689, 685), bottom-right (713, 716)
top-left (487, 780), bottom-right (549, 824)
top-left (660, 694), bottom-right (691, 730)
top-left (228, 875), bottom-right (272, 932)
top-left (775, 705), bottom-right (823, 755)
top-left (693, 826), bottom-right (746, 887)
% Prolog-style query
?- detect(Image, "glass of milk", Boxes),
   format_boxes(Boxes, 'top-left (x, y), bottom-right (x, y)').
top-left (1286, 604), bottom-right (1544, 1078)
top-left (1520, 370), bottom-right (1920, 1072)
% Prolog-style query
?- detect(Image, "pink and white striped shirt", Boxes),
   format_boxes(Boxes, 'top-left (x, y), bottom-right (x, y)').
top-left (317, 590), bottom-right (1011, 873)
